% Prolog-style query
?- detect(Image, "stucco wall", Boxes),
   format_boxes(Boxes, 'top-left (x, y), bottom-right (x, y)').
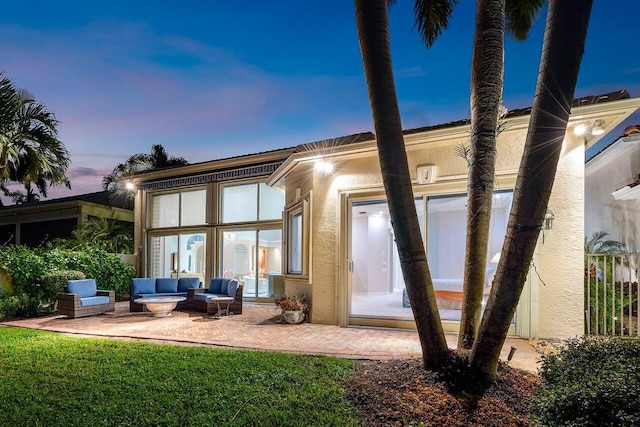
top-left (534, 135), bottom-right (585, 339)
top-left (283, 123), bottom-right (585, 338)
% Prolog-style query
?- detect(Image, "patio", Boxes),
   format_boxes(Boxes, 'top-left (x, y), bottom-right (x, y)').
top-left (1, 301), bottom-right (541, 372)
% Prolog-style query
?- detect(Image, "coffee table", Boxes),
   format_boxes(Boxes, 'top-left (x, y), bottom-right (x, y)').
top-left (208, 296), bottom-right (234, 319)
top-left (134, 296), bottom-right (186, 317)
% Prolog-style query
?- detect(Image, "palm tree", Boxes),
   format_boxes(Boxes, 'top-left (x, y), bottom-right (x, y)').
top-left (355, 0), bottom-right (451, 370)
top-left (102, 144), bottom-right (188, 191)
top-left (470, 0), bottom-right (594, 384)
top-left (72, 215), bottom-right (133, 254)
top-left (0, 73), bottom-right (70, 203)
top-left (456, 0), bottom-right (543, 349)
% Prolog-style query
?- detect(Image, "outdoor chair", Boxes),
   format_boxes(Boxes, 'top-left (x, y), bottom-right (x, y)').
top-left (57, 279), bottom-right (115, 318)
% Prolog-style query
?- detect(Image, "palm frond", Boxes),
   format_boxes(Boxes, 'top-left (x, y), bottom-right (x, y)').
top-left (413, 0), bottom-right (458, 47)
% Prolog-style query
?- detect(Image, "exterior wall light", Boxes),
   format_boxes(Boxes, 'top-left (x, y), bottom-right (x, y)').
top-left (544, 210), bottom-right (555, 230)
top-left (314, 160), bottom-right (334, 174)
top-left (125, 181), bottom-right (135, 191)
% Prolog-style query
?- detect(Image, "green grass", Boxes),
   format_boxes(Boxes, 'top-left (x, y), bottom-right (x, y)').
top-left (0, 326), bottom-right (361, 426)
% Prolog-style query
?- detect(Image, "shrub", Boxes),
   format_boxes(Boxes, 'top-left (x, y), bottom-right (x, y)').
top-left (0, 294), bottom-right (32, 320)
top-left (0, 243), bottom-right (135, 318)
top-left (533, 336), bottom-right (640, 426)
top-left (38, 270), bottom-right (86, 311)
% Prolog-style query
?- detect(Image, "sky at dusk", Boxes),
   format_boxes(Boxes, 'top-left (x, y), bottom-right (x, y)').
top-left (2, 0), bottom-right (639, 200)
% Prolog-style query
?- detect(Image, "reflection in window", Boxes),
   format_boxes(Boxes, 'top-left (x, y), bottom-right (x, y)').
top-left (289, 210), bottom-right (302, 274)
top-left (150, 233), bottom-right (206, 285)
top-left (221, 228), bottom-right (282, 298)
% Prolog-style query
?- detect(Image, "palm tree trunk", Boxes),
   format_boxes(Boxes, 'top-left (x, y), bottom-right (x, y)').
top-left (458, 0), bottom-right (505, 350)
top-left (470, 0), bottom-right (593, 384)
top-left (355, 0), bottom-right (450, 369)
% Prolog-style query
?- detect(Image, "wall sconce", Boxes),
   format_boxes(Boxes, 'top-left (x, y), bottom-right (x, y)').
top-left (544, 210), bottom-right (555, 230)
top-left (573, 120), bottom-right (605, 136)
top-left (314, 160), bottom-right (334, 174)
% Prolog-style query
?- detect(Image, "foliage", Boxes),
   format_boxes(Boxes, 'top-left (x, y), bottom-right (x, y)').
top-left (40, 270), bottom-right (85, 307)
top-left (0, 294), bottom-right (31, 320)
top-left (0, 328), bottom-right (360, 426)
top-left (71, 215), bottom-right (134, 254)
top-left (102, 143), bottom-right (188, 192)
top-left (583, 232), bottom-right (634, 335)
top-left (0, 72), bottom-right (70, 205)
top-left (0, 243), bottom-right (135, 319)
top-left (534, 336), bottom-right (640, 426)
top-left (275, 295), bottom-right (309, 313)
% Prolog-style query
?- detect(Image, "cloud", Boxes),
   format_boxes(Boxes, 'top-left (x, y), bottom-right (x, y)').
top-left (67, 167), bottom-right (105, 179)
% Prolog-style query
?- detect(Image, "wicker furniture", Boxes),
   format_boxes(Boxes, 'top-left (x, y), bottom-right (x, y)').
top-left (57, 279), bottom-right (115, 319)
top-left (130, 277), bottom-right (200, 312)
top-left (188, 278), bottom-right (243, 315)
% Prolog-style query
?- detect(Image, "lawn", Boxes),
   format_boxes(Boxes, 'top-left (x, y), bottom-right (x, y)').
top-left (0, 326), bottom-right (361, 427)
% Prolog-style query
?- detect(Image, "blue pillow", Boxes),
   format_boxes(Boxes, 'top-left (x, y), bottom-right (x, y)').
top-left (220, 279), bottom-right (229, 295)
top-left (156, 278), bottom-right (178, 293)
top-left (178, 277), bottom-right (200, 292)
top-left (227, 279), bottom-right (239, 297)
top-left (208, 278), bottom-right (223, 294)
top-left (67, 279), bottom-right (97, 298)
top-left (131, 278), bottom-right (156, 296)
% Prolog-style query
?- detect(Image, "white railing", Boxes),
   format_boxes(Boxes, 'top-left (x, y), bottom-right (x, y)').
top-left (585, 252), bottom-right (639, 336)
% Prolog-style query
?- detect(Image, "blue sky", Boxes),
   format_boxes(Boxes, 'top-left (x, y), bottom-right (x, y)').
top-left (2, 0), bottom-right (639, 199)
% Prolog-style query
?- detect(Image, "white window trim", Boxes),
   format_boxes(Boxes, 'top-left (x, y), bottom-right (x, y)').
top-left (284, 192), bottom-right (311, 280)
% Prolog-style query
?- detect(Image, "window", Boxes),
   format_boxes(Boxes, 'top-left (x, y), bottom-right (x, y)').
top-left (289, 209), bottom-right (303, 274)
top-left (221, 181), bottom-right (284, 223)
top-left (220, 228), bottom-right (282, 298)
top-left (151, 189), bottom-right (206, 228)
top-left (285, 195), bottom-right (310, 276)
top-left (150, 232), bottom-right (206, 284)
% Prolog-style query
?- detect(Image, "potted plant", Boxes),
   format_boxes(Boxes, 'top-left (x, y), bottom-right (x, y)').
top-left (275, 295), bottom-right (309, 324)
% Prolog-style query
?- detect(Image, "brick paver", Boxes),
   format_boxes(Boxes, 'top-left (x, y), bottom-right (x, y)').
top-left (1, 302), bottom-right (540, 372)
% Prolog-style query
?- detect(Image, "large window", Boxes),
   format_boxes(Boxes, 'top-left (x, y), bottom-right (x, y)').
top-left (151, 189), bottom-right (206, 228)
top-left (150, 232), bottom-right (206, 284)
top-left (221, 182), bottom-right (284, 223)
top-left (220, 228), bottom-right (282, 298)
top-left (349, 192), bottom-right (513, 323)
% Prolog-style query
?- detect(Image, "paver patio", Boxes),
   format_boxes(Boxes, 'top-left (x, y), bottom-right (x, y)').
top-left (1, 301), bottom-right (541, 372)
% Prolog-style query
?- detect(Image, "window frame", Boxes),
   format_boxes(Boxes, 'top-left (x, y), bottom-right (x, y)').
top-left (284, 193), bottom-right (311, 279)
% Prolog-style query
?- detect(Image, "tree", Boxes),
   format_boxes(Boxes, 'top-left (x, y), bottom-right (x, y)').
top-left (356, 0), bottom-right (593, 388)
top-left (102, 144), bottom-right (188, 191)
top-left (0, 73), bottom-right (70, 204)
top-left (72, 215), bottom-right (133, 254)
top-left (469, 0), bottom-right (594, 384)
top-left (355, 0), bottom-right (451, 370)
top-left (457, 0), bottom-right (542, 349)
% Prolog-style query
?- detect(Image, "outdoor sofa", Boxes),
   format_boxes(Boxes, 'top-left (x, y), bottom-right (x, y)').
top-left (129, 277), bottom-right (200, 312)
top-left (57, 279), bottom-right (115, 318)
top-left (188, 278), bottom-right (244, 315)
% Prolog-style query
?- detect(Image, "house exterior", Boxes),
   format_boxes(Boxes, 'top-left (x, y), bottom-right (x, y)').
top-left (0, 191), bottom-right (134, 247)
top-left (130, 90), bottom-right (640, 340)
top-left (586, 131), bottom-right (640, 252)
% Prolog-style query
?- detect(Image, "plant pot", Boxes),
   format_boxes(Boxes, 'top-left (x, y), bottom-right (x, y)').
top-left (283, 310), bottom-right (305, 324)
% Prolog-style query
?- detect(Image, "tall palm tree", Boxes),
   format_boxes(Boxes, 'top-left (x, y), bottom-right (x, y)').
top-left (470, 0), bottom-right (594, 384)
top-left (0, 73), bottom-right (70, 202)
top-left (356, 0), bottom-right (451, 370)
top-left (102, 144), bottom-right (188, 191)
top-left (457, 0), bottom-right (542, 349)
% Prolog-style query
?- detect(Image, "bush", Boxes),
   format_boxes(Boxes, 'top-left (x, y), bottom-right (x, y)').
top-left (533, 336), bottom-right (640, 426)
top-left (0, 294), bottom-right (32, 320)
top-left (0, 243), bottom-right (135, 318)
top-left (39, 270), bottom-right (86, 311)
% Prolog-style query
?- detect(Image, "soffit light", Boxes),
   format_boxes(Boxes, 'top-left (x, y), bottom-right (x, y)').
top-left (573, 119), bottom-right (605, 136)
top-left (314, 160), bottom-right (334, 174)
top-left (125, 181), bottom-right (135, 191)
